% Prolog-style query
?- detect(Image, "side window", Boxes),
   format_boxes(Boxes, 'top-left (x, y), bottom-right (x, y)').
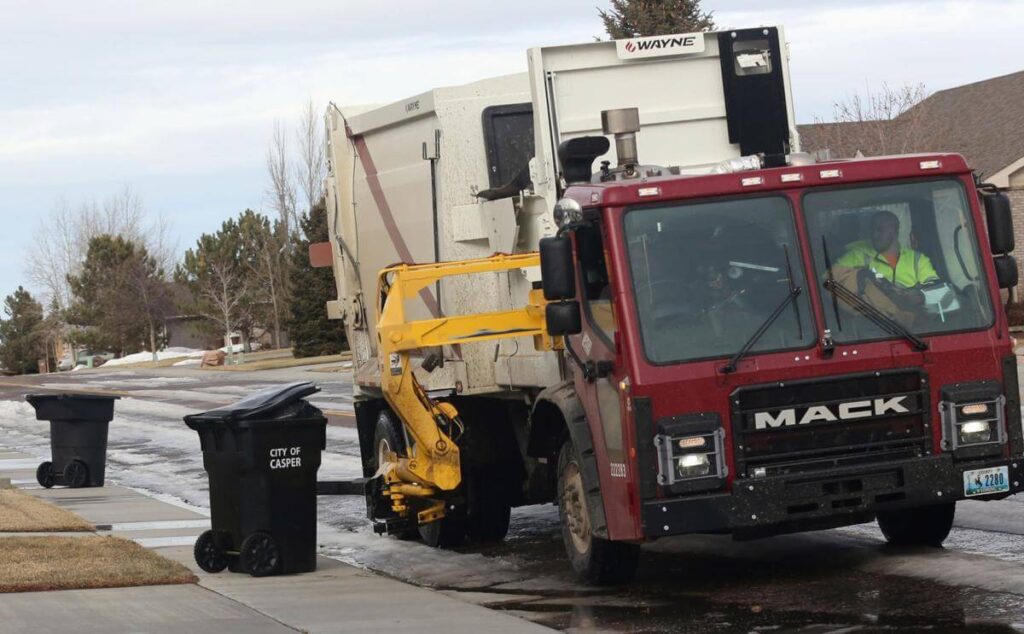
top-left (481, 103), bottom-right (535, 189)
top-left (576, 224), bottom-right (617, 342)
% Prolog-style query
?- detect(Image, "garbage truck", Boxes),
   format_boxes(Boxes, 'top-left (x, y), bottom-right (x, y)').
top-left (317, 26), bottom-right (1024, 583)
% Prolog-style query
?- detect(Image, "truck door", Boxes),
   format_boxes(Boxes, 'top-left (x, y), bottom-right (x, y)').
top-left (570, 223), bottom-right (637, 540)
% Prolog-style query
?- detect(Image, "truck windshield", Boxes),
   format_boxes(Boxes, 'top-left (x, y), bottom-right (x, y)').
top-left (624, 196), bottom-right (815, 364)
top-left (804, 179), bottom-right (994, 343)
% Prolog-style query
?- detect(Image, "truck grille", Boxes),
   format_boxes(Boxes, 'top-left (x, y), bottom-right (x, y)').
top-left (730, 371), bottom-right (931, 478)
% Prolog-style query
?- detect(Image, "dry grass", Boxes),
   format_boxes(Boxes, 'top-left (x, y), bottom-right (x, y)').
top-left (0, 490), bottom-right (94, 532)
top-left (0, 536), bottom-right (197, 593)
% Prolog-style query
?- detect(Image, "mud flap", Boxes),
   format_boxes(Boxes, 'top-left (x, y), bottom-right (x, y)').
top-left (534, 382), bottom-right (610, 539)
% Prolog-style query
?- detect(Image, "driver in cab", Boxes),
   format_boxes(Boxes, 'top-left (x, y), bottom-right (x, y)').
top-left (833, 210), bottom-right (940, 323)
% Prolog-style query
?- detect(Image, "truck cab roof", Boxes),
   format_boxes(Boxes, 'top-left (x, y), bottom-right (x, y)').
top-left (567, 153), bottom-right (973, 210)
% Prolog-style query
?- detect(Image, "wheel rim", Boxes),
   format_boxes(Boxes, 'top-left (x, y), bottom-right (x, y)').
top-left (247, 535), bottom-right (279, 574)
top-left (65, 461), bottom-right (86, 487)
top-left (377, 437), bottom-right (392, 469)
top-left (562, 461), bottom-right (591, 554)
top-left (37, 463), bottom-right (53, 488)
top-left (196, 533), bottom-right (226, 572)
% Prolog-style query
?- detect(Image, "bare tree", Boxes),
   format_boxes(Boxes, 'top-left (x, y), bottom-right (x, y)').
top-left (25, 186), bottom-right (172, 311)
top-left (190, 260), bottom-right (250, 363)
top-left (296, 99), bottom-right (326, 213)
top-left (25, 198), bottom-right (79, 311)
top-left (266, 122), bottom-right (299, 239)
top-left (808, 83), bottom-right (937, 158)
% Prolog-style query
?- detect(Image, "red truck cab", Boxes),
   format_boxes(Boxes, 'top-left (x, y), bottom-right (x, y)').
top-left (542, 151), bottom-right (1021, 577)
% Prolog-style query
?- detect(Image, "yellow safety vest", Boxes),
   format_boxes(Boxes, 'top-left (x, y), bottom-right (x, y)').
top-left (834, 241), bottom-right (939, 288)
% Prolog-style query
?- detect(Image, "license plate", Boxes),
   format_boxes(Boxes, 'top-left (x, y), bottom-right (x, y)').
top-left (963, 466), bottom-right (1010, 497)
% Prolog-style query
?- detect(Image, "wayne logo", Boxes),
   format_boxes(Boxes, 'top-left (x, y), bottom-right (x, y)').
top-left (752, 397), bottom-right (911, 430)
top-left (616, 32), bottom-right (705, 60)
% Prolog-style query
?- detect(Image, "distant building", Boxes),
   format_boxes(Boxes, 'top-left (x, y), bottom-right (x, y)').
top-left (800, 70), bottom-right (1024, 280)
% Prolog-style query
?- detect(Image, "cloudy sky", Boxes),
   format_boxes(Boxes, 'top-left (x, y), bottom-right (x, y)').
top-left (2, 0), bottom-right (1023, 303)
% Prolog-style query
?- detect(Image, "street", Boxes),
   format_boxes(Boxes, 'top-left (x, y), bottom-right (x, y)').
top-left (4, 365), bottom-right (1024, 633)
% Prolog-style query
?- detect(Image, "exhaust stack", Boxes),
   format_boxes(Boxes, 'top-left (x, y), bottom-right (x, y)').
top-left (601, 108), bottom-right (641, 172)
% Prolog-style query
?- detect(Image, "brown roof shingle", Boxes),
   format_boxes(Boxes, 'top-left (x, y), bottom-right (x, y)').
top-left (799, 70), bottom-right (1024, 179)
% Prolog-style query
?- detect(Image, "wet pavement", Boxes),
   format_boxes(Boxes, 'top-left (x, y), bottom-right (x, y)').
top-left (5, 367), bottom-right (1024, 633)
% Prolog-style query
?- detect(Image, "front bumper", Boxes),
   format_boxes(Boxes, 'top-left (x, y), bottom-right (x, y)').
top-left (643, 454), bottom-right (1024, 539)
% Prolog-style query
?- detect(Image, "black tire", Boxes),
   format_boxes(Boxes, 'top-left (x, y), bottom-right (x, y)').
top-left (63, 459), bottom-right (89, 489)
top-left (193, 530), bottom-right (228, 573)
top-left (36, 461), bottom-right (54, 489)
top-left (419, 508), bottom-right (466, 548)
top-left (465, 469), bottom-right (511, 543)
top-left (877, 502), bottom-right (956, 547)
top-left (239, 532), bottom-right (281, 577)
top-left (373, 410), bottom-right (419, 541)
top-left (557, 439), bottom-right (639, 584)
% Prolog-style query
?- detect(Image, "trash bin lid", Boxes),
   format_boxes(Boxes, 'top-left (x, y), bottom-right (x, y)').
top-left (26, 393), bottom-right (120, 404)
top-left (183, 381), bottom-right (321, 424)
top-left (26, 392), bottom-right (120, 422)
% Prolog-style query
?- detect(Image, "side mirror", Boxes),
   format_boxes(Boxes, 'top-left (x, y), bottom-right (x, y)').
top-left (994, 255), bottom-right (1018, 289)
top-left (540, 236), bottom-right (576, 300)
top-left (984, 192), bottom-right (1015, 254)
top-left (546, 302), bottom-right (582, 336)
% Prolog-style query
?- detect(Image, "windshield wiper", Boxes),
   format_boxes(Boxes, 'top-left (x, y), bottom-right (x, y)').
top-left (822, 279), bottom-right (929, 351)
top-left (721, 246), bottom-right (802, 374)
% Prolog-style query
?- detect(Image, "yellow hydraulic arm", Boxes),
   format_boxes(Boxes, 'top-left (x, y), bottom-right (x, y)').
top-left (375, 253), bottom-right (559, 507)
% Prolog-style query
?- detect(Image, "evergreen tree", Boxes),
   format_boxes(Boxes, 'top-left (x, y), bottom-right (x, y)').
top-left (287, 199), bottom-right (346, 357)
top-left (66, 235), bottom-right (171, 356)
top-left (599, 0), bottom-right (714, 39)
top-left (0, 287), bottom-right (45, 374)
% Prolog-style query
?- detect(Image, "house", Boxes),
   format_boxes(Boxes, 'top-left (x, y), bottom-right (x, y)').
top-left (799, 70), bottom-right (1024, 280)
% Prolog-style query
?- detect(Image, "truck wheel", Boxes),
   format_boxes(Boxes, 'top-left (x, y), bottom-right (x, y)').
top-left (63, 459), bottom-right (89, 489)
top-left (465, 469), bottom-right (511, 543)
top-left (557, 439), bottom-right (639, 584)
top-left (36, 461), bottom-right (54, 488)
top-left (372, 410), bottom-right (407, 474)
top-left (877, 502), bottom-right (956, 547)
top-left (240, 532), bottom-right (281, 577)
top-left (193, 530), bottom-right (228, 573)
top-left (373, 411), bottom-right (419, 540)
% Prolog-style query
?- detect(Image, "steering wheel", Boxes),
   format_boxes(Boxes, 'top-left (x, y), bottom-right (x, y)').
top-left (642, 279), bottom-right (702, 324)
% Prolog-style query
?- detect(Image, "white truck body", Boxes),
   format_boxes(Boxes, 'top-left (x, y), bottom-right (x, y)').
top-left (323, 27), bottom-right (799, 396)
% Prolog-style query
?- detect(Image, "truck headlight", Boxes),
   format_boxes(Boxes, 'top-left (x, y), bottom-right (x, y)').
top-left (655, 427), bottom-right (725, 486)
top-left (959, 420), bottom-right (993, 444)
top-left (940, 391), bottom-right (1006, 451)
top-left (677, 453), bottom-right (711, 478)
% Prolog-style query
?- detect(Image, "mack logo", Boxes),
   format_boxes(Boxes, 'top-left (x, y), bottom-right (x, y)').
top-left (616, 32), bottom-right (705, 60)
top-left (752, 397), bottom-right (910, 430)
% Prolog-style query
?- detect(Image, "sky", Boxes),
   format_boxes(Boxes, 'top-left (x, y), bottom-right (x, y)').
top-left (2, 0), bottom-right (1023, 303)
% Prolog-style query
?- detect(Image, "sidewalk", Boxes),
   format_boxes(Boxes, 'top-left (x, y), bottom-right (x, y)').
top-left (0, 450), bottom-right (551, 633)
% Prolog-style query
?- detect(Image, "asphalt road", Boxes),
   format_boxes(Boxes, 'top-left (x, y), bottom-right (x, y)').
top-left (4, 365), bottom-right (1024, 633)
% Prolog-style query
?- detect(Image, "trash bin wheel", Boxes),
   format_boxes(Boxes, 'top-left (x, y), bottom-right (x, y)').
top-left (36, 461), bottom-right (54, 489)
top-left (239, 532), bottom-right (281, 577)
top-left (194, 530), bottom-right (229, 573)
top-left (63, 459), bottom-right (89, 488)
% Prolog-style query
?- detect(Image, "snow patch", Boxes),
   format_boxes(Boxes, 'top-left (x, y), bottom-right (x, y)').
top-left (102, 347), bottom-right (205, 367)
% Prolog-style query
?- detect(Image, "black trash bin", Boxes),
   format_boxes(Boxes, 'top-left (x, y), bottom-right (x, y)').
top-left (185, 381), bottom-right (327, 577)
top-left (27, 393), bottom-right (118, 489)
